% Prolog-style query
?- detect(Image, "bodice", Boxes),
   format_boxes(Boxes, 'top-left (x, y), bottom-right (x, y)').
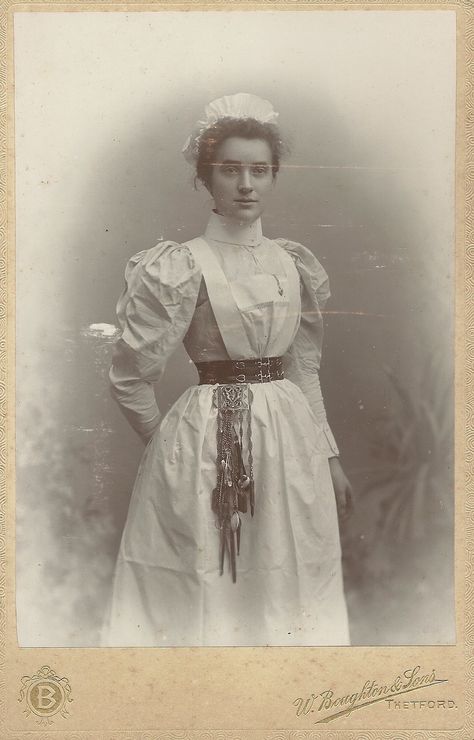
top-left (183, 237), bottom-right (302, 362)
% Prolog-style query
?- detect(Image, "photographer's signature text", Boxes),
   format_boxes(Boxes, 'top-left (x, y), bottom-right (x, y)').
top-left (293, 665), bottom-right (448, 724)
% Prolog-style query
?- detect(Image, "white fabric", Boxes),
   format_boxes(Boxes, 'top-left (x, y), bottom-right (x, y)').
top-left (204, 210), bottom-right (263, 247)
top-left (102, 216), bottom-right (349, 646)
top-left (107, 212), bottom-right (340, 455)
top-left (184, 237), bottom-right (254, 359)
top-left (182, 93), bottom-right (279, 163)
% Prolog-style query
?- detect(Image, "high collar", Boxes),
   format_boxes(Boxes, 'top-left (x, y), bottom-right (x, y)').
top-left (204, 211), bottom-right (263, 247)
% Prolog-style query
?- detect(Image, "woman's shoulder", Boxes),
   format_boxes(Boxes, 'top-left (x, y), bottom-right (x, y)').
top-left (273, 237), bottom-right (329, 288)
top-left (123, 240), bottom-right (202, 290)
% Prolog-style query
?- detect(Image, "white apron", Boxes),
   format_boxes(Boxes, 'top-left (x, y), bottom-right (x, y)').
top-left (102, 235), bottom-right (350, 646)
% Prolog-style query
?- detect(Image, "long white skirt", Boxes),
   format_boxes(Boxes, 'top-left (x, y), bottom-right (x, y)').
top-left (101, 379), bottom-right (350, 646)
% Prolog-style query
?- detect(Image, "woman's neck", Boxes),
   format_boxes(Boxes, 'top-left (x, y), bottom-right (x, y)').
top-left (204, 210), bottom-right (263, 247)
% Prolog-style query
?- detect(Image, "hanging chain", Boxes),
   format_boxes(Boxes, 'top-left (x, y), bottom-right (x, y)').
top-left (211, 384), bottom-right (255, 582)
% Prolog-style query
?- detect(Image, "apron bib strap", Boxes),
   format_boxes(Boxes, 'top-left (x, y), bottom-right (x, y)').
top-left (184, 237), bottom-right (254, 359)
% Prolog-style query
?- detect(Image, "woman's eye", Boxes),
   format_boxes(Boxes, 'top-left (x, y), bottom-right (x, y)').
top-left (252, 166), bottom-right (269, 176)
top-left (221, 165), bottom-right (239, 175)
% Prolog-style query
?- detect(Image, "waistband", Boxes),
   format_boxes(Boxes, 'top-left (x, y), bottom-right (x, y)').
top-left (195, 356), bottom-right (285, 385)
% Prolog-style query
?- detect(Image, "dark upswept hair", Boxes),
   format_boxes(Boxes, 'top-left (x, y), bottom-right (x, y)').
top-left (195, 117), bottom-right (287, 191)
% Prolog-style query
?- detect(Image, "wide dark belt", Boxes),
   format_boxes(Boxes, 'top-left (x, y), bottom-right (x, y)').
top-left (195, 356), bottom-right (285, 385)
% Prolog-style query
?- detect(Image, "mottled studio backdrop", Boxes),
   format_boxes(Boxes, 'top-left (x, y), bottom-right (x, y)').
top-left (14, 10), bottom-right (455, 645)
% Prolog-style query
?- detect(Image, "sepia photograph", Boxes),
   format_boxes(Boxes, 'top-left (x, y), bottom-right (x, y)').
top-left (13, 8), bottom-right (456, 651)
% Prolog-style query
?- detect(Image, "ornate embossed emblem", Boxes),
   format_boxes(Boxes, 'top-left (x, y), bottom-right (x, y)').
top-left (18, 665), bottom-right (73, 725)
top-left (212, 382), bottom-right (251, 411)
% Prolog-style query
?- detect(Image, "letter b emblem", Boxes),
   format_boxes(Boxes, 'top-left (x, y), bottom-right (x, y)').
top-left (27, 680), bottom-right (63, 716)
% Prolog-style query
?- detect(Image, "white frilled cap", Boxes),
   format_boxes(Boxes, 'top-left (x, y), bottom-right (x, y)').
top-left (182, 93), bottom-right (279, 165)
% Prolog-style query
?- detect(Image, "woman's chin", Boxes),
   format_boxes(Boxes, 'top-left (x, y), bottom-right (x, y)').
top-left (216, 207), bottom-right (263, 225)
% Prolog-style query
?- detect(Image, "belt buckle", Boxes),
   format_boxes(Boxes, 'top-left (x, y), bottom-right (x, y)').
top-left (257, 357), bottom-right (271, 382)
top-left (213, 384), bottom-right (250, 411)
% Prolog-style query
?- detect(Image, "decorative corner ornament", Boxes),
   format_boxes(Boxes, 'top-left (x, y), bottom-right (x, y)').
top-left (18, 665), bottom-right (73, 725)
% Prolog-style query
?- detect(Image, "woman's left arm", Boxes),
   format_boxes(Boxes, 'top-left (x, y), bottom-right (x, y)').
top-left (328, 457), bottom-right (354, 521)
top-left (288, 358), bottom-right (354, 519)
top-left (281, 239), bottom-right (354, 519)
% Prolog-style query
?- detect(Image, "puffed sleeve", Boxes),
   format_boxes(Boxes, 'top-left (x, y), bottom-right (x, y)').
top-left (277, 239), bottom-right (340, 458)
top-left (109, 241), bottom-right (202, 443)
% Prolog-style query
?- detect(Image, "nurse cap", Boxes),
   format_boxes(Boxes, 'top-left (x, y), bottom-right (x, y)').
top-left (182, 93), bottom-right (279, 165)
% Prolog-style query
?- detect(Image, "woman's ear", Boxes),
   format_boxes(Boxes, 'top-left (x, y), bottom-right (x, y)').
top-left (194, 175), bottom-right (213, 196)
top-left (198, 174), bottom-right (212, 195)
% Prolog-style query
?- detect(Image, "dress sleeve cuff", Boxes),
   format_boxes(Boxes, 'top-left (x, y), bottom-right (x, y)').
top-left (137, 412), bottom-right (162, 444)
top-left (322, 423), bottom-right (340, 457)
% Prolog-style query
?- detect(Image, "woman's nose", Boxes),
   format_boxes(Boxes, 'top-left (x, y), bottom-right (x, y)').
top-left (238, 169), bottom-right (252, 192)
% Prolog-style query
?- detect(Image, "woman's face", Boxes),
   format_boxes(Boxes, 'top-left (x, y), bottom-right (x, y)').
top-left (209, 136), bottom-right (275, 225)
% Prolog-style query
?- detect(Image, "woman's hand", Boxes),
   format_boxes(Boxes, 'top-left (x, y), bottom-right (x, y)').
top-left (328, 457), bottom-right (354, 521)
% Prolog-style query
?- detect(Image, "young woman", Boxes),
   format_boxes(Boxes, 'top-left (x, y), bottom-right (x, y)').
top-left (101, 93), bottom-right (353, 647)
